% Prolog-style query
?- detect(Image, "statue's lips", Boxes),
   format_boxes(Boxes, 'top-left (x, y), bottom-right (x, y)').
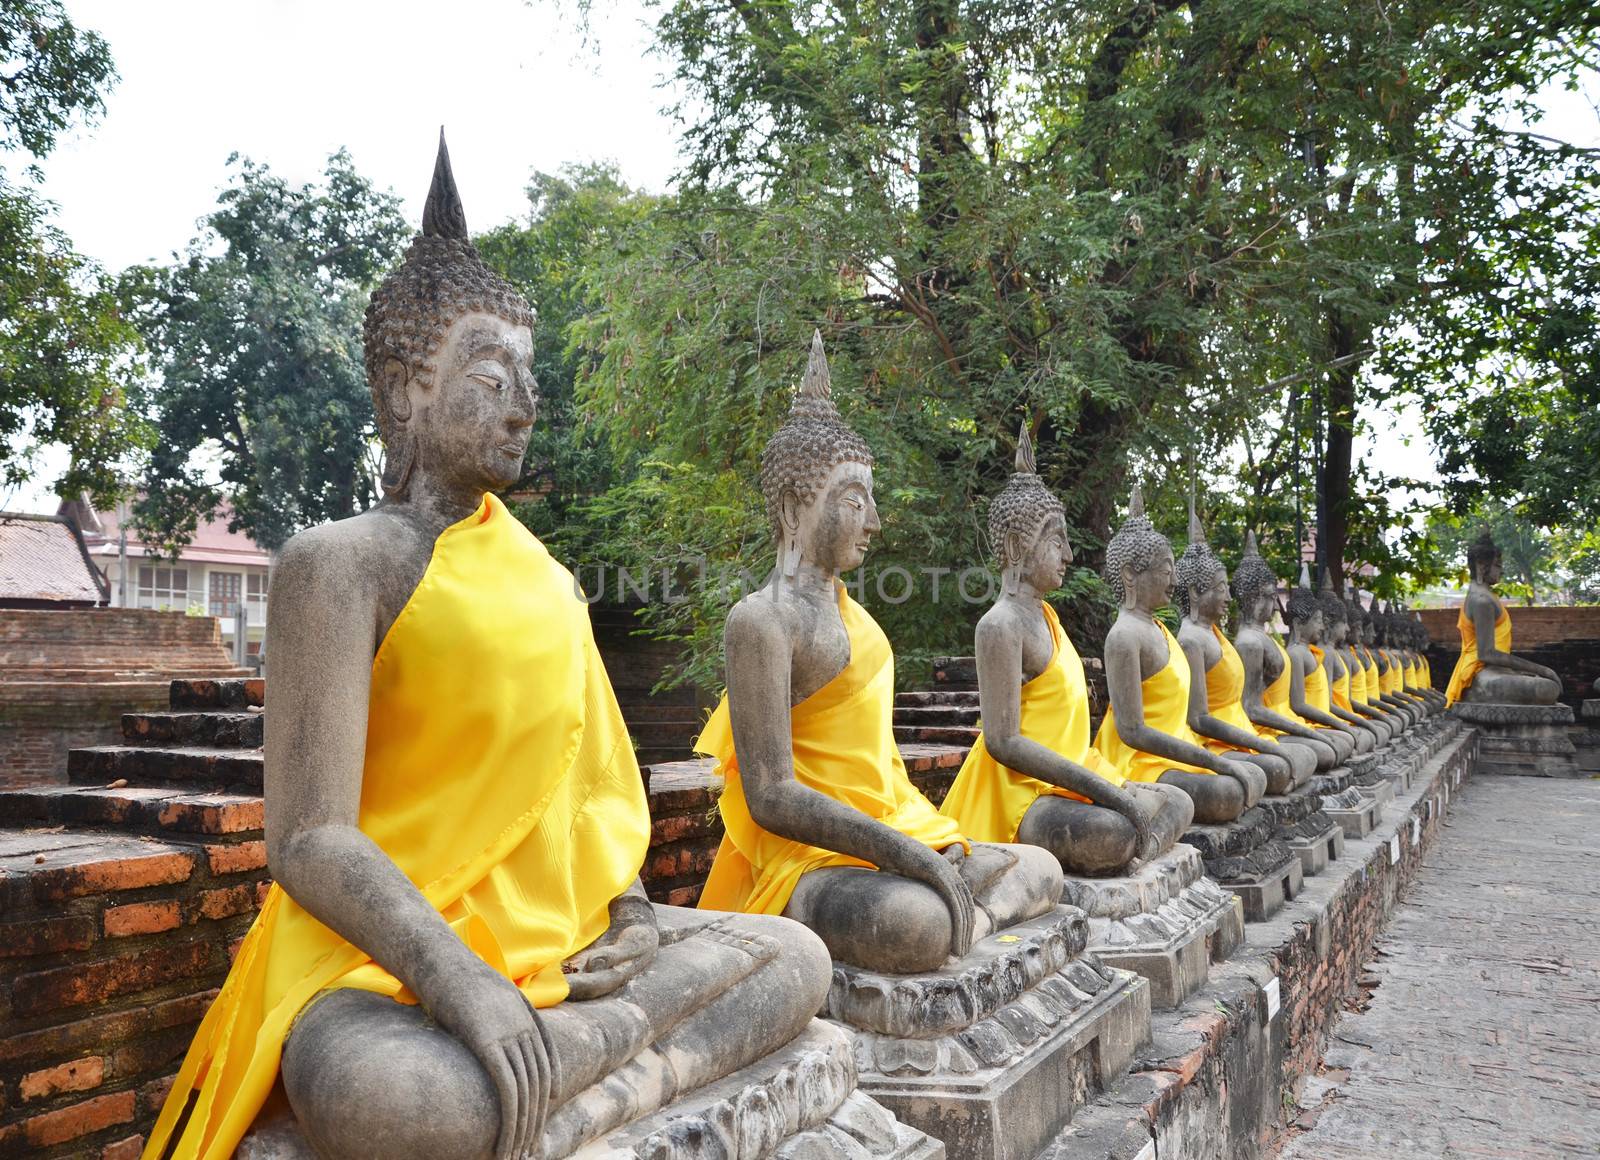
top-left (497, 441), bottom-right (528, 458)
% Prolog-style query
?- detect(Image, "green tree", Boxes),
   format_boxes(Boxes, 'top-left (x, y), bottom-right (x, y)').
top-left (0, 1), bottom-right (146, 502)
top-left (128, 151), bottom-right (408, 552)
top-left (565, 0), bottom-right (1598, 689)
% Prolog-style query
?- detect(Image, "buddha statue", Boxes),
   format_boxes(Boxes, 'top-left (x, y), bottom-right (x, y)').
top-left (1229, 534), bottom-right (1339, 772)
top-left (1342, 590), bottom-right (1405, 736)
top-left (1370, 602), bottom-right (1423, 726)
top-left (695, 337), bottom-right (1063, 974)
top-left (1380, 603), bottom-right (1433, 717)
top-left (1283, 574), bottom-right (1365, 760)
top-left (1174, 503), bottom-right (1314, 793)
top-left (149, 138), bottom-right (865, 1160)
top-left (1314, 579), bottom-right (1390, 748)
top-left (1352, 601), bottom-right (1410, 728)
top-left (1093, 484), bottom-right (1267, 824)
top-left (940, 426), bottom-right (1194, 875)
top-left (1407, 613), bottom-right (1448, 710)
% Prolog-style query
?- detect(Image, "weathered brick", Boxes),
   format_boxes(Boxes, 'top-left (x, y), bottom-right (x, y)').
top-left (29, 848), bottom-right (195, 903)
top-left (205, 840), bottom-right (266, 875)
top-left (196, 884), bottom-right (255, 921)
top-left (19, 1055), bottom-right (104, 1101)
top-left (0, 915), bottom-right (96, 958)
top-left (104, 900), bottom-right (181, 937)
top-left (138, 1072), bottom-right (177, 1117)
top-left (108, 1028), bottom-right (191, 1081)
top-left (102, 1135), bottom-right (145, 1160)
top-left (12, 942), bottom-right (216, 1016)
top-left (14, 1089), bottom-right (134, 1147)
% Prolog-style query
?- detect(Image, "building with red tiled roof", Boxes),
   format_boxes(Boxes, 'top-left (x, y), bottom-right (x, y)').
top-left (56, 496), bottom-right (270, 665)
top-left (0, 513), bottom-right (109, 609)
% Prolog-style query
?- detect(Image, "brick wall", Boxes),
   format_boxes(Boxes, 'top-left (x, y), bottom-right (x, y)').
top-left (0, 610), bottom-right (244, 787)
top-left (0, 832), bottom-right (267, 1158)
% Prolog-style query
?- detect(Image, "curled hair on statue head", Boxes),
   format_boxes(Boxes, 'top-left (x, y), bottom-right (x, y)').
top-left (1232, 529), bottom-right (1278, 609)
top-left (987, 421), bottom-right (1066, 568)
top-left (1102, 481), bottom-right (1170, 603)
top-left (759, 330), bottom-right (876, 541)
top-left (1286, 585), bottom-right (1320, 627)
top-left (1466, 527), bottom-right (1501, 581)
top-left (1174, 497), bottom-right (1222, 616)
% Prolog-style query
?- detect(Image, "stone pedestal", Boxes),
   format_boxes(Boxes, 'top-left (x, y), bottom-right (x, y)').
top-left (574, 1021), bottom-right (943, 1160)
top-left (1453, 701), bottom-right (1581, 778)
top-left (1253, 784), bottom-right (1344, 878)
top-left (1057, 846), bottom-right (1241, 1009)
top-left (1577, 701), bottom-right (1600, 775)
top-left (824, 907), bottom-right (1150, 1160)
top-left (1345, 753), bottom-right (1396, 806)
top-left (1178, 807), bottom-right (1303, 922)
top-left (1315, 766), bottom-right (1382, 838)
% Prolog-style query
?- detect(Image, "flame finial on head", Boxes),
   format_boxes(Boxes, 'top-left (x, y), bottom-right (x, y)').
top-left (801, 329), bottom-right (832, 400)
top-left (1298, 561), bottom-right (1312, 588)
top-left (1128, 479), bottom-right (1145, 520)
top-left (1016, 421), bottom-right (1036, 475)
top-left (1187, 494), bottom-right (1205, 545)
top-left (1244, 528), bottom-right (1260, 556)
top-left (421, 128), bottom-right (469, 241)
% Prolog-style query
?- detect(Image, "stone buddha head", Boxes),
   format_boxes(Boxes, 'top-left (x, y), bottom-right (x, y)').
top-left (1286, 566), bottom-right (1324, 644)
top-left (1345, 588), bottom-right (1370, 647)
top-left (1174, 500), bottom-right (1228, 623)
top-left (1316, 574), bottom-right (1350, 647)
top-left (1231, 531), bottom-right (1279, 628)
top-left (1467, 529), bottom-right (1503, 586)
top-left (363, 132), bottom-right (538, 502)
top-left (989, 423), bottom-right (1069, 597)
top-left (1103, 482), bottom-right (1173, 613)
top-left (760, 332), bottom-right (879, 580)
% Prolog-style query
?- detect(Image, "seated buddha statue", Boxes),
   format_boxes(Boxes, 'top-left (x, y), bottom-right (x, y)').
top-left (1229, 534), bottom-right (1339, 772)
top-left (939, 427), bottom-right (1193, 875)
top-left (1352, 602), bottom-right (1410, 729)
top-left (1283, 574), bottom-right (1365, 760)
top-left (696, 337), bottom-right (1062, 974)
top-left (1380, 603), bottom-right (1432, 717)
top-left (1093, 485), bottom-right (1267, 824)
top-left (1405, 613), bottom-right (1448, 710)
top-left (1370, 602), bottom-right (1423, 726)
top-left (1173, 504), bottom-right (1313, 793)
top-left (1314, 579), bottom-right (1391, 747)
top-left (148, 138), bottom-right (835, 1160)
top-left (1342, 590), bottom-right (1406, 736)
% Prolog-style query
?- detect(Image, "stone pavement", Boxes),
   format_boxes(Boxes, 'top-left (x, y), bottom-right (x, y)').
top-left (1280, 776), bottom-right (1600, 1159)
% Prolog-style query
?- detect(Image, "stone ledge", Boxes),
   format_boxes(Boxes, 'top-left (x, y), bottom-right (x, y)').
top-left (1453, 700), bottom-right (1575, 726)
top-left (1044, 726), bottom-right (1479, 1159)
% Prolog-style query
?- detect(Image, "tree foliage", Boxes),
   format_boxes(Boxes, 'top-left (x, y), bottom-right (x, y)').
top-left (127, 151), bottom-right (408, 552)
top-left (0, 1), bottom-right (145, 502)
top-left (558, 0), bottom-right (1598, 689)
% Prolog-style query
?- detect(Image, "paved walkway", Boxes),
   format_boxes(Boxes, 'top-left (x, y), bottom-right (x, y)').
top-left (1282, 776), bottom-right (1600, 1159)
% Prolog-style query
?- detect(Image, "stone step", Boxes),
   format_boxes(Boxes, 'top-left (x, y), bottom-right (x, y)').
top-left (893, 724), bottom-right (981, 746)
top-left (895, 690), bottom-right (980, 708)
top-left (123, 710), bottom-right (264, 748)
top-left (930, 656), bottom-right (977, 690)
top-left (0, 783), bottom-right (263, 837)
top-left (69, 745), bottom-right (264, 791)
top-left (170, 678), bottom-right (265, 710)
top-left (0, 829), bottom-right (200, 913)
top-left (892, 705), bottom-right (980, 726)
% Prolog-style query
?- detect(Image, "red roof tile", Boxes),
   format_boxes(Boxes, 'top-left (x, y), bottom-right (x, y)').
top-left (0, 515), bottom-right (108, 604)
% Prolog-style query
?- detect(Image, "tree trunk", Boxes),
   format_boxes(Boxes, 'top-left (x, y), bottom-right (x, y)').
top-left (1318, 310), bottom-right (1360, 593)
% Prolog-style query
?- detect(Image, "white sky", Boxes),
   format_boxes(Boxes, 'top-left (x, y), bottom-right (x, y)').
top-left (3, 1), bottom-right (1596, 518)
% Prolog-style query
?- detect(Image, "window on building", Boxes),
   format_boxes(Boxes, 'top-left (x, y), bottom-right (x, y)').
top-left (137, 566), bottom-right (190, 610)
top-left (209, 571), bottom-right (242, 619)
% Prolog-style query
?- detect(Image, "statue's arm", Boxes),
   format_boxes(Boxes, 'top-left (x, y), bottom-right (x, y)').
top-left (1104, 623), bottom-right (1236, 774)
top-left (976, 614), bottom-right (1144, 816)
top-left (1238, 635), bottom-right (1322, 738)
top-left (1323, 659), bottom-right (1367, 726)
top-left (1469, 591), bottom-right (1554, 678)
top-left (1286, 648), bottom-right (1349, 731)
top-left (725, 603), bottom-right (976, 954)
top-left (1178, 630), bottom-right (1267, 752)
top-left (264, 530), bottom-right (549, 1160)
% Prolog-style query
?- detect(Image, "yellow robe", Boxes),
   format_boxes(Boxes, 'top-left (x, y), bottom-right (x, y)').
top-left (1360, 649), bottom-right (1381, 703)
top-left (696, 583), bottom-right (965, 916)
top-left (1305, 644), bottom-right (1333, 715)
top-left (1201, 624), bottom-right (1267, 753)
top-left (1262, 636), bottom-right (1308, 735)
top-left (940, 603), bottom-right (1125, 842)
top-left (1094, 622), bottom-right (1212, 783)
top-left (145, 494), bottom-right (650, 1160)
top-left (1348, 652), bottom-right (1370, 705)
top-left (1330, 658), bottom-right (1354, 713)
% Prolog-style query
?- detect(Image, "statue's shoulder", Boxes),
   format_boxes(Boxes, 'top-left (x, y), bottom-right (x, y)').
top-left (724, 587), bottom-right (795, 652)
top-left (273, 510), bottom-right (429, 611)
top-left (975, 599), bottom-right (1025, 643)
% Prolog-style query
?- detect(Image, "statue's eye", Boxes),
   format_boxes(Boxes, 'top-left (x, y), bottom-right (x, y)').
top-left (469, 372), bottom-right (507, 392)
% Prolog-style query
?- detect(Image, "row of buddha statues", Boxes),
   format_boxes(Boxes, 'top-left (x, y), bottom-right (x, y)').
top-left (145, 138), bottom-right (1533, 1160)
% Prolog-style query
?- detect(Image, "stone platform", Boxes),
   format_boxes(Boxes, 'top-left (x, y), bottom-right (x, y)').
top-left (1058, 846), bottom-right (1242, 1010)
top-left (824, 906), bottom-right (1150, 1160)
top-left (1178, 809), bottom-right (1303, 923)
top-left (1252, 784), bottom-right (1343, 879)
top-left (1453, 700), bottom-right (1582, 777)
top-left (1041, 722), bottom-right (1482, 1160)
